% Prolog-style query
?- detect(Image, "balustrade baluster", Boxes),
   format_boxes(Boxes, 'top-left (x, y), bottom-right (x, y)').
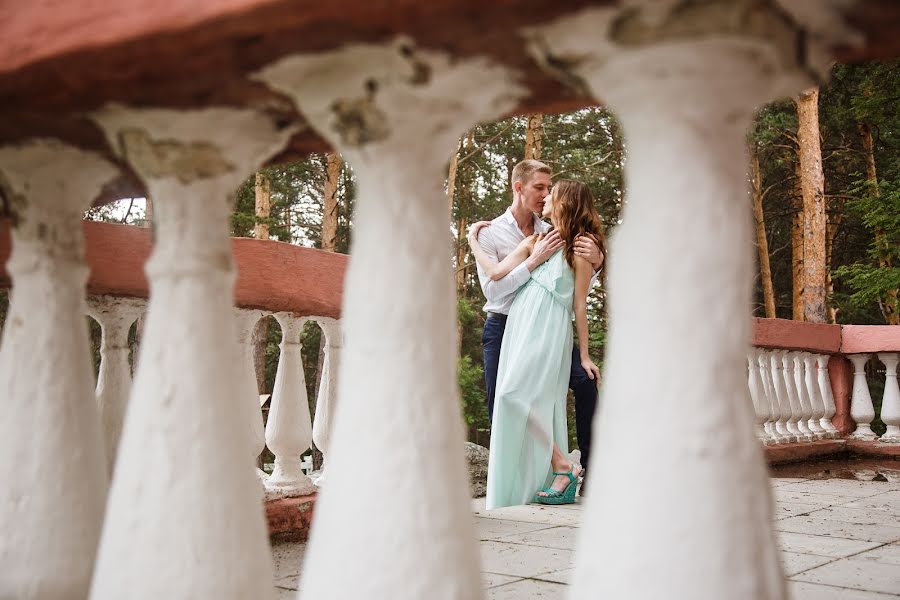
top-left (748, 350), bottom-right (770, 442)
top-left (264, 312), bottom-right (316, 496)
top-left (757, 351), bottom-right (780, 443)
top-left (801, 352), bottom-right (827, 440)
top-left (87, 297), bottom-right (145, 472)
top-left (311, 317), bottom-right (341, 485)
top-left (258, 42), bottom-right (509, 599)
top-left (791, 352), bottom-right (816, 440)
top-left (848, 354), bottom-right (878, 441)
top-left (0, 141), bottom-right (114, 599)
top-left (782, 352), bottom-right (812, 441)
top-left (89, 106), bottom-right (290, 599)
top-left (816, 354), bottom-right (839, 436)
top-left (877, 352), bottom-right (900, 443)
top-left (235, 308), bottom-right (268, 482)
top-left (770, 351), bottom-right (795, 443)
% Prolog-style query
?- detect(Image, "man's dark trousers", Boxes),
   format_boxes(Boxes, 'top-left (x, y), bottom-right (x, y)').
top-left (482, 313), bottom-right (598, 476)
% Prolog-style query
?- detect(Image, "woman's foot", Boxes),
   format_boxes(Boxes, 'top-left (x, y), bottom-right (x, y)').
top-left (537, 463), bottom-right (583, 497)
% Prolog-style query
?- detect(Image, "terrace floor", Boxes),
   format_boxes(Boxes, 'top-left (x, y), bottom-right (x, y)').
top-left (271, 475), bottom-right (900, 598)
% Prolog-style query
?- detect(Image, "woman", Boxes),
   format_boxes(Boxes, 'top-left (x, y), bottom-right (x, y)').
top-left (468, 180), bottom-right (605, 508)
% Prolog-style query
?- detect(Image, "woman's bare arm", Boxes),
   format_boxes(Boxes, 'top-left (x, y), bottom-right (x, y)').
top-left (573, 255), bottom-right (601, 381)
top-left (467, 223), bottom-right (535, 281)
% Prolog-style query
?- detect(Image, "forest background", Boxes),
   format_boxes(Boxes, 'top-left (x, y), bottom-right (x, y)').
top-left (74, 59), bottom-right (899, 451)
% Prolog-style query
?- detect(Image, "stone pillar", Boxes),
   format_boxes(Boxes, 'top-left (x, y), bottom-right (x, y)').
top-left (747, 350), bottom-right (769, 442)
top-left (257, 41), bottom-right (523, 599)
top-left (848, 354), bottom-right (878, 441)
top-left (877, 353), bottom-right (900, 443)
top-left (264, 312), bottom-right (316, 497)
top-left (783, 352), bottom-right (813, 441)
top-left (0, 140), bottom-right (116, 599)
top-left (802, 353), bottom-right (827, 439)
top-left (235, 308), bottom-right (268, 481)
top-left (89, 106), bottom-right (293, 599)
top-left (791, 352), bottom-right (816, 440)
top-left (312, 317), bottom-right (341, 484)
top-left (87, 296), bottom-right (145, 472)
top-left (525, 5), bottom-right (839, 597)
top-left (770, 351), bottom-right (795, 443)
top-left (816, 354), bottom-right (840, 437)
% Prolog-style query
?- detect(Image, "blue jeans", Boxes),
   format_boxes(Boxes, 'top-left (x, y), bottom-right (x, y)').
top-left (482, 313), bottom-right (598, 474)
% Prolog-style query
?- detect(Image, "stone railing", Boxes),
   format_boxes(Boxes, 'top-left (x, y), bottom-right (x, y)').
top-left (0, 217), bottom-right (347, 513)
top-left (749, 319), bottom-right (900, 455)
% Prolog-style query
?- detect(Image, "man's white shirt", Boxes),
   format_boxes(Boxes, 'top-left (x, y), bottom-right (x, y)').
top-left (475, 208), bottom-right (551, 315)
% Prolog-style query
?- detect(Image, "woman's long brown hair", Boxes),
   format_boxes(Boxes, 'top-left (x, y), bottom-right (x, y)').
top-left (550, 179), bottom-right (607, 271)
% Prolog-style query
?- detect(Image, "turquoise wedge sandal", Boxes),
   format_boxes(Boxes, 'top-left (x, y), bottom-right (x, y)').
top-left (533, 466), bottom-right (580, 505)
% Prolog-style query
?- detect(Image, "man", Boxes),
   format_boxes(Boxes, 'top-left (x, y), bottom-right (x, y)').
top-left (473, 159), bottom-right (603, 493)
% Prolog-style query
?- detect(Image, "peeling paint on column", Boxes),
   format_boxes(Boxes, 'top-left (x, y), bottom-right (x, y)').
top-left (118, 128), bottom-right (235, 184)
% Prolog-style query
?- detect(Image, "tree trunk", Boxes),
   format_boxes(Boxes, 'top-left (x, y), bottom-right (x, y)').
top-left (447, 139), bottom-right (460, 213)
top-left (858, 122), bottom-right (899, 324)
top-left (792, 161), bottom-right (804, 322)
top-left (524, 113), bottom-right (544, 160)
top-left (826, 198), bottom-right (844, 324)
top-left (252, 172), bottom-right (271, 394)
top-left (795, 87), bottom-right (827, 324)
top-left (322, 152), bottom-right (342, 252)
top-left (749, 141), bottom-right (776, 318)
top-left (455, 133), bottom-right (474, 297)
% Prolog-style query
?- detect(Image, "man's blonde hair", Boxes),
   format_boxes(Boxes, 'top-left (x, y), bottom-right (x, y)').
top-left (511, 159), bottom-right (551, 191)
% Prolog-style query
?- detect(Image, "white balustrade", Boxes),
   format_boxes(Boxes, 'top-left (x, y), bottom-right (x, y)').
top-left (801, 353), bottom-right (827, 439)
top-left (782, 352), bottom-right (813, 441)
top-left (524, 15), bottom-right (806, 596)
top-left (791, 352), bottom-right (818, 440)
top-left (769, 351), bottom-right (795, 443)
top-left (89, 106), bottom-right (290, 599)
top-left (817, 354), bottom-right (840, 436)
top-left (264, 312), bottom-right (316, 497)
top-left (878, 353), bottom-right (900, 443)
top-left (87, 296), bottom-right (146, 472)
top-left (234, 308), bottom-right (269, 482)
top-left (259, 40), bottom-right (508, 599)
top-left (757, 351), bottom-right (780, 444)
top-left (848, 354), bottom-right (878, 441)
top-left (311, 317), bottom-right (342, 485)
top-left (748, 350), bottom-right (770, 443)
top-left (0, 141), bottom-right (114, 599)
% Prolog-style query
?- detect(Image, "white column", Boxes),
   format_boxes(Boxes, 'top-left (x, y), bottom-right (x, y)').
top-left (801, 352), bottom-right (827, 439)
top-left (848, 354), bottom-right (878, 441)
top-left (0, 141), bottom-right (115, 599)
top-left (758, 351), bottom-right (782, 443)
top-left (86, 296), bottom-right (145, 472)
top-left (89, 107), bottom-right (293, 599)
top-left (791, 352), bottom-right (816, 441)
top-left (877, 353), bottom-right (900, 443)
top-left (770, 351), bottom-right (795, 443)
top-left (234, 308), bottom-right (268, 481)
top-left (748, 350), bottom-right (770, 442)
top-left (264, 312), bottom-right (316, 497)
top-left (312, 317), bottom-right (342, 485)
top-left (783, 352), bottom-right (812, 441)
top-left (816, 354), bottom-right (839, 436)
top-left (258, 41), bottom-right (523, 599)
top-left (527, 10), bottom-right (823, 596)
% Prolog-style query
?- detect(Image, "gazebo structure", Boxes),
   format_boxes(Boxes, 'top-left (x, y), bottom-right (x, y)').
top-left (1, 2), bottom-right (899, 599)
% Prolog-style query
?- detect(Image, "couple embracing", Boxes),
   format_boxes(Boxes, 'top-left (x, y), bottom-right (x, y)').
top-left (468, 159), bottom-right (606, 510)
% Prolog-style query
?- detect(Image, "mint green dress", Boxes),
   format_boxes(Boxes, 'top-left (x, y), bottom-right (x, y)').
top-left (486, 250), bottom-right (574, 510)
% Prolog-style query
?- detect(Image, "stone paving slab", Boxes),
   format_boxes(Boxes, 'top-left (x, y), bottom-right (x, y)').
top-left (272, 478), bottom-right (900, 598)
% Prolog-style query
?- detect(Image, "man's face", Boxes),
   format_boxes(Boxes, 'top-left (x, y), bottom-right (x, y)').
top-left (517, 172), bottom-right (551, 215)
